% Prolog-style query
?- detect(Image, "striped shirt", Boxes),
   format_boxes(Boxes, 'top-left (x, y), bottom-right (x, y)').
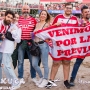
top-left (0, 20), bottom-right (8, 33)
top-left (18, 16), bottom-right (36, 40)
top-left (52, 14), bottom-right (79, 27)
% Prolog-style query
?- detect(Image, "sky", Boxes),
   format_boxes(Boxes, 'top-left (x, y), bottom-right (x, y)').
top-left (1, 0), bottom-right (40, 4)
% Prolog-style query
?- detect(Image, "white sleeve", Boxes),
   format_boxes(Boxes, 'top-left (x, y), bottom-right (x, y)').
top-left (11, 26), bottom-right (21, 43)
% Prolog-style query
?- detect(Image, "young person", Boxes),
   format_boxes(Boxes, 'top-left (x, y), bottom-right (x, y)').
top-left (46, 3), bottom-right (79, 89)
top-left (0, 10), bottom-right (21, 89)
top-left (32, 10), bottom-right (51, 88)
top-left (70, 5), bottom-right (90, 86)
top-left (18, 5), bottom-right (37, 84)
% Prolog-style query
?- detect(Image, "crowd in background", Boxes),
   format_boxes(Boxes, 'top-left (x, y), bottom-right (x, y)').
top-left (44, 3), bottom-right (90, 10)
top-left (0, 2), bottom-right (90, 89)
top-left (0, 1), bottom-right (90, 10)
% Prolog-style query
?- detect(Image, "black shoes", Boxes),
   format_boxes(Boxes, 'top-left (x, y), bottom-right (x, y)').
top-left (70, 77), bottom-right (75, 86)
top-left (45, 79), bottom-right (74, 89)
top-left (64, 80), bottom-right (71, 89)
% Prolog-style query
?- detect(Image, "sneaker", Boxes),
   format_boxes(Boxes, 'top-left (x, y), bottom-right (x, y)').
top-left (64, 80), bottom-right (71, 89)
top-left (36, 78), bottom-right (43, 86)
top-left (11, 85), bottom-right (20, 90)
top-left (38, 79), bottom-right (48, 88)
top-left (31, 78), bottom-right (38, 84)
top-left (54, 79), bottom-right (60, 82)
top-left (70, 77), bottom-right (75, 86)
top-left (45, 80), bottom-right (57, 89)
top-left (19, 78), bottom-right (25, 84)
top-left (11, 82), bottom-right (21, 90)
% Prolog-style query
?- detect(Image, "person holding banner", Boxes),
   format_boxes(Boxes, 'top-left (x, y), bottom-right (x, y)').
top-left (45, 2), bottom-right (79, 89)
top-left (31, 10), bottom-right (51, 88)
top-left (70, 5), bottom-right (90, 86)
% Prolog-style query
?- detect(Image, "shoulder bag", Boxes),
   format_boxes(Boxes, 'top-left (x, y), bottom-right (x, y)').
top-left (29, 23), bottom-right (46, 56)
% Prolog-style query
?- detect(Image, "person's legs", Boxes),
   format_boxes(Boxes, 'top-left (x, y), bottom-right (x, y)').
top-left (2, 53), bottom-right (20, 89)
top-left (70, 58), bottom-right (83, 86)
top-left (62, 60), bottom-right (71, 81)
top-left (2, 53), bottom-right (17, 82)
top-left (40, 42), bottom-right (49, 79)
top-left (45, 60), bottom-right (61, 88)
top-left (38, 58), bottom-right (41, 66)
top-left (32, 56), bottom-right (43, 78)
top-left (62, 60), bottom-right (71, 89)
top-left (50, 61), bottom-right (61, 80)
top-left (0, 52), bottom-right (2, 82)
top-left (27, 50), bottom-right (36, 79)
top-left (38, 42), bottom-right (49, 87)
top-left (18, 45), bottom-right (25, 79)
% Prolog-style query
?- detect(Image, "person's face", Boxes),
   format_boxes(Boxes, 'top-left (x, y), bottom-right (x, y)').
top-left (13, 14), bottom-right (19, 23)
top-left (4, 14), bottom-right (13, 25)
top-left (82, 9), bottom-right (90, 19)
top-left (64, 5), bottom-right (73, 16)
top-left (22, 6), bottom-right (30, 17)
top-left (39, 11), bottom-right (47, 21)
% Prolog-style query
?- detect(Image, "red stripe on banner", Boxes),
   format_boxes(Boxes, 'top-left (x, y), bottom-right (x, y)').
top-left (82, 0), bottom-right (90, 3)
top-left (66, 0), bottom-right (75, 2)
top-left (34, 25), bottom-right (85, 36)
top-left (40, 0), bottom-right (62, 2)
top-left (49, 53), bottom-right (90, 61)
top-left (34, 25), bottom-right (60, 35)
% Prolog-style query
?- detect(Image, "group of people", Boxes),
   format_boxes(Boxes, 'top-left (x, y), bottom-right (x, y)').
top-left (0, 2), bottom-right (90, 90)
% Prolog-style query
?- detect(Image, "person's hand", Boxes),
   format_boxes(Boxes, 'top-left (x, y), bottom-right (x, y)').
top-left (53, 22), bottom-right (62, 26)
top-left (45, 39), bottom-right (53, 48)
top-left (10, 28), bottom-right (15, 32)
top-left (1, 34), bottom-right (5, 39)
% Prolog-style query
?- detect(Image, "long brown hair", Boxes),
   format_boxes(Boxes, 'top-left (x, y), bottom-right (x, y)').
top-left (39, 10), bottom-right (51, 23)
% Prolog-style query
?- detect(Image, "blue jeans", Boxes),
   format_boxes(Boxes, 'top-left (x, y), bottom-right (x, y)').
top-left (2, 53), bottom-right (17, 80)
top-left (32, 42), bottom-right (49, 79)
top-left (18, 44), bottom-right (36, 78)
top-left (0, 52), bottom-right (2, 82)
top-left (71, 58), bottom-right (84, 80)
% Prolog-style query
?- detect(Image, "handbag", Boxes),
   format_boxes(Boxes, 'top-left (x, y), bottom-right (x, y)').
top-left (29, 23), bottom-right (47, 56)
top-left (5, 31), bottom-right (14, 41)
top-left (5, 25), bottom-right (14, 41)
top-left (29, 39), bottom-right (41, 56)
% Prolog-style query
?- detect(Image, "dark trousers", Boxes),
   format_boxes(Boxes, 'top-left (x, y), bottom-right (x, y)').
top-left (71, 58), bottom-right (84, 80)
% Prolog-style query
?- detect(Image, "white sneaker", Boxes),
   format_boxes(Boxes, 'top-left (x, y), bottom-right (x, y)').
top-left (38, 79), bottom-right (48, 88)
top-left (11, 83), bottom-right (20, 90)
top-left (19, 78), bottom-right (25, 84)
top-left (31, 78), bottom-right (38, 84)
top-left (36, 78), bottom-right (43, 86)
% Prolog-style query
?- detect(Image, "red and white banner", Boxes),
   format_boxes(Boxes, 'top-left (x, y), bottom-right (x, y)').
top-left (40, 0), bottom-right (62, 2)
top-left (40, 0), bottom-right (75, 2)
top-left (34, 25), bottom-right (90, 60)
top-left (82, 0), bottom-right (89, 3)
